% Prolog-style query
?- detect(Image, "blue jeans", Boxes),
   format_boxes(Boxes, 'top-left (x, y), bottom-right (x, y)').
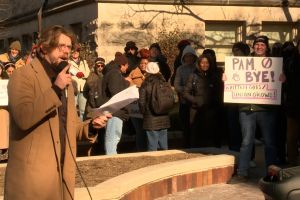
top-left (75, 92), bottom-right (87, 121)
top-left (146, 129), bottom-right (168, 151)
top-left (238, 111), bottom-right (278, 176)
top-left (131, 117), bottom-right (147, 152)
top-left (105, 117), bottom-right (123, 155)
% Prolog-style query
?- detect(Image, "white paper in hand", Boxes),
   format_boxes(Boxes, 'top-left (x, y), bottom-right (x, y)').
top-left (92, 85), bottom-right (139, 118)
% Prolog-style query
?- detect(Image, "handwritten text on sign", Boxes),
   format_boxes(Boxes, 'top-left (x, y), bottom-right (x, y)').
top-left (0, 80), bottom-right (8, 106)
top-left (224, 56), bottom-right (282, 105)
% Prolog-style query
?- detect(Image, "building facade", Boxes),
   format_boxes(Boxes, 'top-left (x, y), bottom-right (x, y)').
top-left (1, 0), bottom-right (300, 62)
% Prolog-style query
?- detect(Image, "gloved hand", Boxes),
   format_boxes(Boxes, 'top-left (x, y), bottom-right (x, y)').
top-left (76, 72), bottom-right (84, 78)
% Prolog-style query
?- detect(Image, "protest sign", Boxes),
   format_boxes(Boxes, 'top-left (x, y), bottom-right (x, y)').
top-left (0, 80), bottom-right (8, 106)
top-left (224, 56), bottom-right (282, 105)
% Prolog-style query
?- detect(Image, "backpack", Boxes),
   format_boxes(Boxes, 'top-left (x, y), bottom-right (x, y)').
top-left (151, 80), bottom-right (175, 115)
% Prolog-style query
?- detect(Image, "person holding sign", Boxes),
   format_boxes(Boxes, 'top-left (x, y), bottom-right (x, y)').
top-left (229, 36), bottom-right (281, 183)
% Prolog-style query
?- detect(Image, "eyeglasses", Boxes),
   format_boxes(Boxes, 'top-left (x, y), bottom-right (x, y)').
top-left (58, 44), bottom-right (72, 51)
top-left (96, 64), bottom-right (104, 68)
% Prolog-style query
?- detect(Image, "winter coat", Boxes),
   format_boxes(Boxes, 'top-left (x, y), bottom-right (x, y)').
top-left (139, 73), bottom-right (171, 131)
top-left (69, 58), bottom-right (90, 92)
top-left (284, 54), bottom-right (300, 117)
top-left (183, 68), bottom-right (220, 110)
top-left (174, 45), bottom-right (197, 104)
top-left (128, 67), bottom-right (145, 88)
top-left (102, 64), bottom-right (129, 120)
top-left (83, 71), bottom-right (104, 119)
top-left (4, 58), bottom-right (91, 200)
top-left (0, 53), bottom-right (25, 69)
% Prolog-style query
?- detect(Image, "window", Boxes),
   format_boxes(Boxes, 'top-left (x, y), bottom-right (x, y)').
top-left (22, 34), bottom-right (33, 54)
top-left (70, 23), bottom-right (83, 42)
top-left (262, 22), bottom-right (299, 45)
top-left (0, 40), bottom-right (5, 54)
top-left (205, 21), bottom-right (245, 62)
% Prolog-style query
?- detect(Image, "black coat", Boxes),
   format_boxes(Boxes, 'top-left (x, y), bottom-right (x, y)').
top-left (284, 54), bottom-right (300, 117)
top-left (183, 68), bottom-right (221, 110)
top-left (102, 65), bottom-right (129, 120)
top-left (139, 73), bottom-right (170, 131)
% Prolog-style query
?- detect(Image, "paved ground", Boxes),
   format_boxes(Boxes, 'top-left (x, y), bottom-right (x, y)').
top-left (156, 142), bottom-right (267, 200)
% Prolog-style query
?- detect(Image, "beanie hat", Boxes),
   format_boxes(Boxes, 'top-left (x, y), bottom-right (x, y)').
top-left (95, 57), bottom-right (105, 65)
top-left (124, 41), bottom-right (138, 52)
top-left (146, 62), bottom-right (160, 74)
top-left (139, 48), bottom-right (150, 59)
top-left (115, 54), bottom-right (128, 66)
top-left (177, 40), bottom-right (191, 49)
top-left (253, 35), bottom-right (269, 48)
top-left (149, 43), bottom-right (161, 53)
top-left (4, 62), bottom-right (16, 70)
top-left (9, 41), bottom-right (21, 51)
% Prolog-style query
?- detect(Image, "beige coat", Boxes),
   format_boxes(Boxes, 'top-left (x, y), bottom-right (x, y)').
top-left (0, 53), bottom-right (25, 69)
top-left (69, 59), bottom-right (90, 92)
top-left (4, 58), bottom-right (91, 200)
top-left (128, 67), bottom-right (145, 88)
top-left (0, 107), bottom-right (9, 149)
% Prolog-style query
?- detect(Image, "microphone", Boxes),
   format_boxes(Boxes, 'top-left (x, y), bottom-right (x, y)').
top-left (57, 60), bottom-right (70, 98)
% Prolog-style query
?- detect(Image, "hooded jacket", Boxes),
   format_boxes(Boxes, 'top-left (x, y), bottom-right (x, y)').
top-left (174, 45), bottom-right (197, 103)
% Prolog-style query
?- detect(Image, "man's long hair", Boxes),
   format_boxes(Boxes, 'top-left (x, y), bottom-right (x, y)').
top-left (38, 25), bottom-right (77, 55)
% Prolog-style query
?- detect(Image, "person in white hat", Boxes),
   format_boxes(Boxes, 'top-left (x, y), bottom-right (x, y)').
top-left (138, 62), bottom-right (171, 151)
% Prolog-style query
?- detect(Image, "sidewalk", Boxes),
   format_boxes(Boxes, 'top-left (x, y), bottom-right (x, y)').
top-left (156, 143), bottom-right (266, 200)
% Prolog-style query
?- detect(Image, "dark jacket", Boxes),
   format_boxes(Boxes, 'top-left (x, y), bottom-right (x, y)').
top-left (139, 73), bottom-right (170, 131)
top-left (102, 64), bottom-right (129, 120)
top-left (83, 70), bottom-right (104, 119)
top-left (284, 53), bottom-right (300, 117)
top-left (183, 68), bottom-right (220, 110)
top-left (126, 53), bottom-right (140, 75)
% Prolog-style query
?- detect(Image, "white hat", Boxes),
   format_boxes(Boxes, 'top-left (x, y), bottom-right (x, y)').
top-left (146, 62), bottom-right (160, 74)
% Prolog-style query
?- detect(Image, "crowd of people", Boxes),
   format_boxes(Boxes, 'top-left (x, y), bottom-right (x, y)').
top-left (0, 26), bottom-right (300, 186)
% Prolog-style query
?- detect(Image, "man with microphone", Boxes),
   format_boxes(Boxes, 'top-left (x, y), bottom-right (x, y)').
top-left (4, 25), bottom-right (111, 200)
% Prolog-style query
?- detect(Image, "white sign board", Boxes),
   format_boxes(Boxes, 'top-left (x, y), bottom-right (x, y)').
top-left (224, 56), bottom-right (282, 105)
top-left (0, 80), bottom-right (8, 106)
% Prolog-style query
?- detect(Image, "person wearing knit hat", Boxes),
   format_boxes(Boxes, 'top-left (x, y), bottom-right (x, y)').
top-left (229, 35), bottom-right (285, 183)
top-left (146, 62), bottom-right (160, 74)
top-left (251, 35), bottom-right (271, 56)
top-left (83, 57), bottom-right (106, 121)
top-left (0, 40), bottom-right (25, 69)
top-left (4, 62), bottom-right (15, 78)
top-left (124, 41), bottom-right (139, 74)
top-left (101, 52), bottom-right (130, 155)
top-left (138, 61), bottom-right (170, 151)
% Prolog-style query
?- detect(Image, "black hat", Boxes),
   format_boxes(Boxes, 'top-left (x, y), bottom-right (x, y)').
top-left (253, 36), bottom-right (269, 48)
top-left (124, 41), bottom-right (138, 52)
top-left (115, 54), bottom-right (128, 66)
